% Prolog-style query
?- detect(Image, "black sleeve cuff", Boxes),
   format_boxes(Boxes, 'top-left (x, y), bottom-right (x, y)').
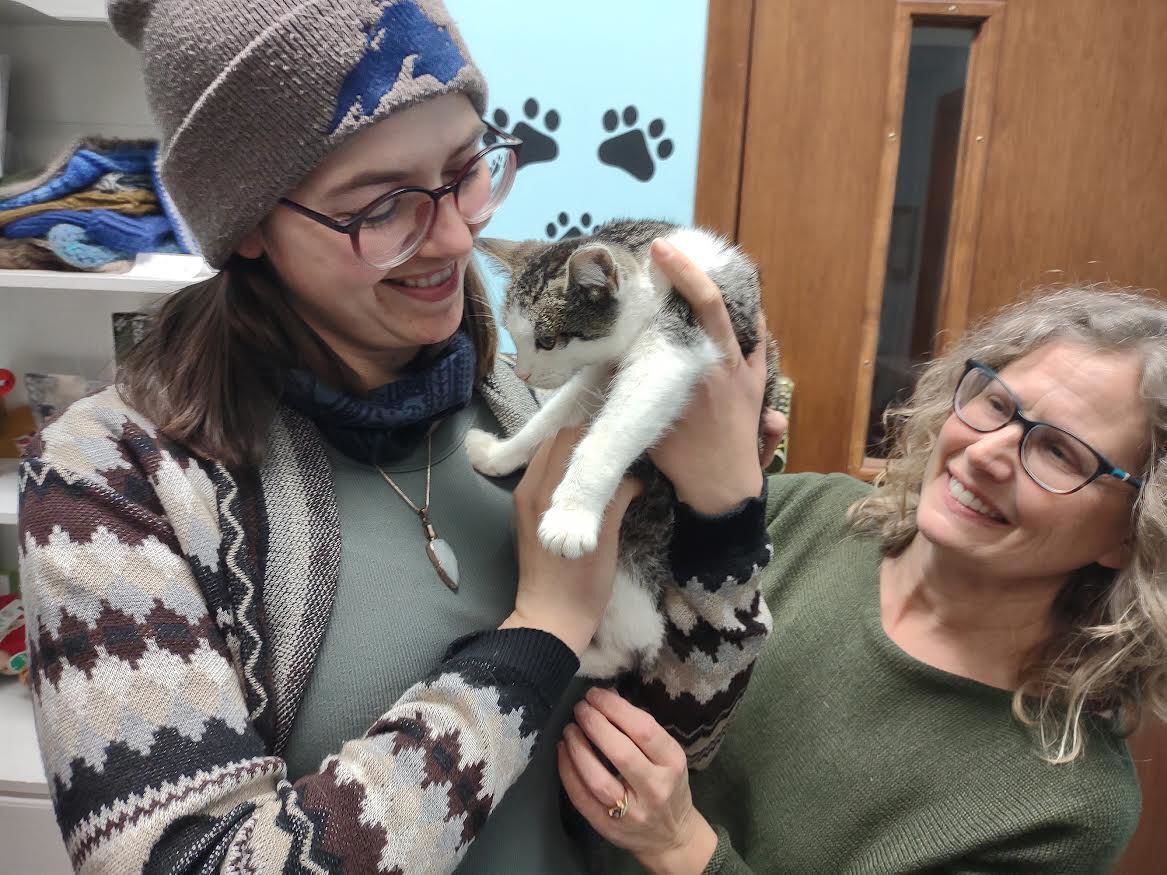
top-left (444, 628), bottom-right (579, 710)
top-left (669, 479), bottom-right (770, 588)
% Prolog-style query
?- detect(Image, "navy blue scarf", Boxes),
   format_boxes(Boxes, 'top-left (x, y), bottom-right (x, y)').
top-left (282, 329), bottom-right (476, 464)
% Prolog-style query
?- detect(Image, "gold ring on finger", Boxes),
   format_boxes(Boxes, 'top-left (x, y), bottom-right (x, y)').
top-left (607, 785), bottom-right (629, 820)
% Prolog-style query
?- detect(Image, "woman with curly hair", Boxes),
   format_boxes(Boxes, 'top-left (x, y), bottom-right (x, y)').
top-left (565, 286), bottom-right (1165, 874)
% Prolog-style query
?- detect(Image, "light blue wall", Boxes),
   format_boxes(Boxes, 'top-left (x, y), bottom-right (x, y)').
top-left (448, 0), bottom-right (710, 350)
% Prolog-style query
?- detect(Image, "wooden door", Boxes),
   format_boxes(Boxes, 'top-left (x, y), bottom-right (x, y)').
top-left (699, 0), bottom-right (1167, 476)
top-left (696, 1), bottom-right (1167, 872)
top-left (1123, 723), bottom-right (1166, 875)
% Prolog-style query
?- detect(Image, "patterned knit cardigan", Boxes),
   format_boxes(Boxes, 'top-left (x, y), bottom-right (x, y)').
top-left (18, 359), bottom-right (773, 874)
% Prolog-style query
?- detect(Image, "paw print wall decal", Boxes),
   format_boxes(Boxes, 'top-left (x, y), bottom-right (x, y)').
top-left (597, 106), bottom-right (674, 181)
top-left (485, 98), bottom-right (561, 169)
top-left (546, 212), bottom-right (594, 240)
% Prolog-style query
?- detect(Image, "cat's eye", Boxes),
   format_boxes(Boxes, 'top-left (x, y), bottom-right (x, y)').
top-left (535, 336), bottom-right (557, 351)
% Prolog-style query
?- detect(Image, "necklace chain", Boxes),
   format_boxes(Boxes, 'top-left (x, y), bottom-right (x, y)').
top-left (374, 434), bottom-right (459, 592)
top-left (375, 434), bottom-right (432, 520)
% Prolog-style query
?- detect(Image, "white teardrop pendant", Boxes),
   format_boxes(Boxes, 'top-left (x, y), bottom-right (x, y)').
top-left (426, 538), bottom-right (459, 592)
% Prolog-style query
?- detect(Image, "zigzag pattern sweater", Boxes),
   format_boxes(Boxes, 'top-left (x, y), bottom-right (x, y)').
top-left (18, 360), bottom-right (773, 874)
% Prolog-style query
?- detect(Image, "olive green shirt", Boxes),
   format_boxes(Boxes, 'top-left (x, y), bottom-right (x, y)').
top-left (687, 473), bottom-right (1140, 874)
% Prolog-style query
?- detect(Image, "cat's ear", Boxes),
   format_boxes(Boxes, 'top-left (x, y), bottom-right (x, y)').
top-left (475, 237), bottom-right (547, 274)
top-left (567, 245), bottom-right (619, 302)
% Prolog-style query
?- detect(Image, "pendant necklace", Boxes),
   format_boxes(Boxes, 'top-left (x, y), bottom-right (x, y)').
top-left (375, 434), bottom-right (459, 592)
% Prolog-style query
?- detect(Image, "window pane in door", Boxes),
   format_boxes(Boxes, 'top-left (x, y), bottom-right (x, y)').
top-left (866, 25), bottom-right (975, 458)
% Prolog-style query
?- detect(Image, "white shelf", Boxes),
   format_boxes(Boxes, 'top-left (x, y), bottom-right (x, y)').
top-left (0, 254), bottom-right (215, 295)
top-left (0, 460), bottom-right (16, 526)
top-left (0, 680), bottom-right (49, 796)
top-left (0, 269), bottom-right (190, 295)
top-left (4, 0), bottom-right (106, 22)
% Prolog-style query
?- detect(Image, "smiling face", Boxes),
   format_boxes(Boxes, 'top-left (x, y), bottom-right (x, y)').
top-left (914, 342), bottom-right (1149, 584)
top-left (237, 93), bottom-right (487, 387)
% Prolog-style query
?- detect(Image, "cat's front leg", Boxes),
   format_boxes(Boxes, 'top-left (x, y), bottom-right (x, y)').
top-left (538, 334), bottom-right (719, 557)
top-left (466, 364), bottom-right (606, 477)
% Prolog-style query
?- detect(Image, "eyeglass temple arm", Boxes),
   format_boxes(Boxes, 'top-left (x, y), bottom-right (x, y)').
top-left (1107, 466), bottom-right (1144, 489)
top-left (278, 197), bottom-right (351, 233)
top-left (483, 118), bottom-right (521, 144)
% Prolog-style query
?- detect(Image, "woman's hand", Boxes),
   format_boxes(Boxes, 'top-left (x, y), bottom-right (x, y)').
top-left (500, 428), bottom-right (642, 656)
top-left (647, 238), bottom-right (785, 516)
top-left (558, 687), bottom-right (718, 875)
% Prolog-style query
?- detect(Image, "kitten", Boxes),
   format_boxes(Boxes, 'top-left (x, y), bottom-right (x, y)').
top-left (468, 219), bottom-right (778, 677)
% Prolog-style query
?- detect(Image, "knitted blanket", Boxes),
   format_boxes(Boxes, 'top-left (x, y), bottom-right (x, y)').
top-left (0, 189), bottom-right (157, 229)
top-left (4, 210), bottom-right (175, 253)
top-left (0, 137), bottom-right (192, 255)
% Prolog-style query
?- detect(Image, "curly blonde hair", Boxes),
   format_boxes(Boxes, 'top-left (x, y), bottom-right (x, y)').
top-left (850, 286), bottom-right (1167, 763)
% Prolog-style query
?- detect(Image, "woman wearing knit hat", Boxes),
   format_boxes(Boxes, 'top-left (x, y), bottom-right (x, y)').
top-left (17, 1), bottom-right (778, 872)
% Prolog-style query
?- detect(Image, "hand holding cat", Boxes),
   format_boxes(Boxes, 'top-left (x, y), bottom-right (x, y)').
top-left (500, 427), bottom-right (642, 656)
top-left (647, 238), bottom-right (781, 515)
top-left (558, 686), bottom-right (719, 875)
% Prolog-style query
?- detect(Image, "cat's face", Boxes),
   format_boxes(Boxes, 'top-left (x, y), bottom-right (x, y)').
top-left (479, 238), bottom-right (646, 388)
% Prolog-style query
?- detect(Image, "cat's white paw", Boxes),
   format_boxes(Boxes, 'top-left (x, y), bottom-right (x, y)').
top-left (538, 506), bottom-right (601, 558)
top-left (465, 428), bottom-right (525, 477)
top-left (578, 643), bottom-right (636, 679)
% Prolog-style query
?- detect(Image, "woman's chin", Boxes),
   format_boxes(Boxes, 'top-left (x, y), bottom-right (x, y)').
top-left (379, 293), bottom-right (466, 344)
top-left (399, 319), bottom-right (464, 349)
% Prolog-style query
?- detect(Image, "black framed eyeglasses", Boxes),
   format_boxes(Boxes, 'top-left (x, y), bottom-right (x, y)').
top-left (953, 360), bottom-right (1143, 494)
top-left (278, 120), bottom-right (522, 270)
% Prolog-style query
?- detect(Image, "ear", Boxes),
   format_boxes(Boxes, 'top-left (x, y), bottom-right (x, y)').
top-left (236, 226), bottom-right (265, 260)
top-left (475, 237), bottom-right (547, 274)
top-left (567, 245), bottom-right (619, 302)
top-left (1097, 534), bottom-right (1134, 571)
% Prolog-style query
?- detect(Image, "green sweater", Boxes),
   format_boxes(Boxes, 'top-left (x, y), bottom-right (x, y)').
top-left (283, 398), bottom-right (590, 873)
top-left (690, 473), bottom-right (1140, 874)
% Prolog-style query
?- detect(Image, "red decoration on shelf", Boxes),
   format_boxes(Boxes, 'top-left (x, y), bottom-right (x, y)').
top-left (0, 595), bottom-right (27, 682)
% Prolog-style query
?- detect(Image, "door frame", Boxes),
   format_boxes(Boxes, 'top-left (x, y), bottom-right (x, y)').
top-left (694, 0), bottom-right (756, 239)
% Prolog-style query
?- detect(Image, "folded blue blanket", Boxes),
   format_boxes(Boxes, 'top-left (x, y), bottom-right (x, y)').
top-left (4, 210), bottom-right (174, 253)
top-left (0, 140), bottom-right (195, 255)
top-left (0, 148), bottom-right (156, 210)
top-left (46, 224), bottom-right (129, 270)
top-left (42, 223), bottom-right (181, 270)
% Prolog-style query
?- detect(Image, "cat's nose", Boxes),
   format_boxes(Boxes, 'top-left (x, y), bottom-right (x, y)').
top-left (516, 368), bottom-right (531, 381)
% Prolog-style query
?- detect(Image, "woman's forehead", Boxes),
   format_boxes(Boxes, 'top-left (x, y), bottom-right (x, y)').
top-left (999, 343), bottom-right (1148, 458)
top-left (299, 94), bottom-right (481, 196)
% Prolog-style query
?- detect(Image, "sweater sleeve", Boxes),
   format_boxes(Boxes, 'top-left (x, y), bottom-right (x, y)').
top-left (618, 482), bottom-right (773, 769)
top-left (20, 456), bottom-right (577, 875)
top-left (701, 824), bottom-right (755, 875)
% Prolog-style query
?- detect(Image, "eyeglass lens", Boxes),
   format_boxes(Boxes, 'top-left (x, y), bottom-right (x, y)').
top-left (954, 367), bottom-right (1099, 493)
top-left (357, 146), bottom-right (517, 270)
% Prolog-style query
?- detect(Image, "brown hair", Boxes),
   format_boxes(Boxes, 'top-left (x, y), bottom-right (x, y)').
top-left (118, 255), bottom-right (497, 468)
top-left (849, 286), bottom-right (1167, 762)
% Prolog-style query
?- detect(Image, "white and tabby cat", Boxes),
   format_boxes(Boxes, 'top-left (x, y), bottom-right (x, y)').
top-left (468, 219), bottom-right (778, 677)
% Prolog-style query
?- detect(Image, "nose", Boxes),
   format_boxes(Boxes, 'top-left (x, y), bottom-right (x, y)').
top-left (516, 368), bottom-right (531, 381)
top-left (964, 425), bottom-right (1021, 482)
top-left (417, 194), bottom-right (473, 260)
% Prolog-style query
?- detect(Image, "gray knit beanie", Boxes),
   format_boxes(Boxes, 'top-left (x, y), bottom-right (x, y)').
top-left (107, 0), bottom-right (487, 267)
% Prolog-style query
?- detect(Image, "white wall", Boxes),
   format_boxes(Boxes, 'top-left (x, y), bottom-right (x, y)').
top-left (0, 16), bottom-right (155, 173)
